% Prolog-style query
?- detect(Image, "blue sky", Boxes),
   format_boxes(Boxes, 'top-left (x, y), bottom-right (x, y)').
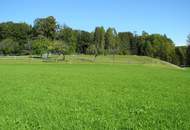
top-left (0, 0), bottom-right (189, 45)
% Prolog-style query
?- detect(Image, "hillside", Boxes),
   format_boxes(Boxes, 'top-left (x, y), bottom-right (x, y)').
top-left (0, 55), bottom-right (181, 68)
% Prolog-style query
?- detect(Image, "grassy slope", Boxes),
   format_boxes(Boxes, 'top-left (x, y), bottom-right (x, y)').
top-left (0, 55), bottom-right (182, 68)
top-left (0, 56), bottom-right (189, 129)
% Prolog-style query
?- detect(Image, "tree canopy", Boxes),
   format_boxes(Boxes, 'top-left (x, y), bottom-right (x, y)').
top-left (0, 16), bottom-right (189, 66)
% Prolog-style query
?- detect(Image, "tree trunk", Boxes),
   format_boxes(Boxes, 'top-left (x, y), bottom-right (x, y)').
top-left (113, 54), bottom-right (115, 64)
top-left (62, 54), bottom-right (65, 61)
top-left (93, 54), bottom-right (98, 62)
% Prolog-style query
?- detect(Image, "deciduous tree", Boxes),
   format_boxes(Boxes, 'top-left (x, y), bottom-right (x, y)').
top-left (33, 16), bottom-right (57, 40)
top-left (94, 27), bottom-right (105, 55)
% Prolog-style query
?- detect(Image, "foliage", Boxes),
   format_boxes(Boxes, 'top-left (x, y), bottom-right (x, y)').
top-left (105, 28), bottom-right (118, 54)
top-left (175, 46), bottom-right (187, 65)
top-left (56, 27), bottom-right (77, 54)
top-left (54, 40), bottom-right (68, 56)
top-left (187, 34), bottom-right (190, 44)
top-left (138, 34), bottom-right (176, 63)
top-left (94, 26), bottom-right (105, 54)
top-left (76, 31), bottom-right (93, 54)
top-left (0, 22), bottom-right (32, 51)
top-left (0, 38), bottom-right (19, 55)
top-left (86, 44), bottom-right (97, 55)
top-left (0, 17), bottom-right (189, 66)
top-left (118, 32), bottom-right (133, 55)
top-left (32, 38), bottom-right (52, 56)
top-left (33, 16), bottom-right (57, 40)
top-left (187, 34), bottom-right (190, 65)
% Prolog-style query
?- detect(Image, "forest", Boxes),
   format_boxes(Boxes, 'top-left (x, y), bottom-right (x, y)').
top-left (0, 16), bottom-right (189, 66)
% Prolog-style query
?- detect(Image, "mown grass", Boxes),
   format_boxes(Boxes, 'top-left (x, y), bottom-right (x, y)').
top-left (0, 56), bottom-right (189, 129)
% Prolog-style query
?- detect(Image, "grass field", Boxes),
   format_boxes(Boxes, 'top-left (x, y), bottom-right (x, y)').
top-left (0, 55), bottom-right (190, 129)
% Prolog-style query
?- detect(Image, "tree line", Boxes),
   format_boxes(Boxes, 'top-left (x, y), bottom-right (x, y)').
top-left (0, 16), bottom-right (190, 66)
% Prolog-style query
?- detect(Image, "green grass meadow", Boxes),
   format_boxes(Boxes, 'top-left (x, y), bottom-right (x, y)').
top-left (0, 55), bottom-right (190, 129)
